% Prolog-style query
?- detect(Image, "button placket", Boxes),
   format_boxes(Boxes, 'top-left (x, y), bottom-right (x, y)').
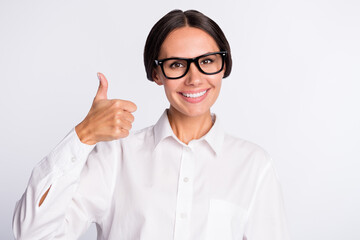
top-left (173, 146), bottom-right (195, 240)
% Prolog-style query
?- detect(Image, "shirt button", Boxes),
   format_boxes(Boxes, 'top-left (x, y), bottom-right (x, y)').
top-left (180, 213), bottom-right (187, 219)
top-left (71, 157), bottom-right (77, 162)
top-left (183, 177), bottom-right (189, 183)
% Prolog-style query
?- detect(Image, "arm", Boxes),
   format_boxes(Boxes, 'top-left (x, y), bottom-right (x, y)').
top-left (13, 73), bottom-right (137, 239)
top-left (13, 129), bottom-right (96, 239)
top-left (244, 161), bottom-right (290, 240)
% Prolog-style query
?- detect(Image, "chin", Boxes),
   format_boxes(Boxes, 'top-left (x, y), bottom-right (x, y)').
top-left (171, 104), bottom-right (212, 118)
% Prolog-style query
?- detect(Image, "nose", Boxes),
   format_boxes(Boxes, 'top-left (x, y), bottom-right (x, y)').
top-left (185, 62), bottom-right (202, 86)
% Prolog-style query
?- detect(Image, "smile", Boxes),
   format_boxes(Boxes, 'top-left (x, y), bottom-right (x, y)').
top-left (180, 89), bottom-right (208, 98)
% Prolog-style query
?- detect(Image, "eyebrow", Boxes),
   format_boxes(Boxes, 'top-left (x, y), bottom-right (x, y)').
top-left (160, 51), bottom-right (220, 60)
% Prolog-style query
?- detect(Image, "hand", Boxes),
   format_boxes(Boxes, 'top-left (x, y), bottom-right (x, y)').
top-left (75, 73), bottom-right (137, 145)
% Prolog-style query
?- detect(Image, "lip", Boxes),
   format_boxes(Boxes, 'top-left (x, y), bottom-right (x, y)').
top-left (178, 88), bottom-right (210, 103)
top-left (179, 88), bottom-right (209, 94)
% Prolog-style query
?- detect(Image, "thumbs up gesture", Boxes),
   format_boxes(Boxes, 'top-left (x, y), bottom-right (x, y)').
top-left (75, 73), bottom-right (137, 145)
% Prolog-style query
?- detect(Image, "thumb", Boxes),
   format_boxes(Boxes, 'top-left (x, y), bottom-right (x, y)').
top-left (94, 72), bottom-right (108, 101)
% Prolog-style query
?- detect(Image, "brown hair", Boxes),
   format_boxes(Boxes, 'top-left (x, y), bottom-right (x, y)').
top-left (143, 9), bottom-right (232, 81)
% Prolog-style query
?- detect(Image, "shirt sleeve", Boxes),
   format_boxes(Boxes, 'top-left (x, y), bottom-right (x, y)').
top-left (243, 161), bottom-right (290, 240)
top-left (12, 128), bottom-right (116, 239)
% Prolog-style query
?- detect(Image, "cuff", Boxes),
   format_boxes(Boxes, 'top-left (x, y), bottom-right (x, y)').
top-left (51, 128), bottom-right (96, 174)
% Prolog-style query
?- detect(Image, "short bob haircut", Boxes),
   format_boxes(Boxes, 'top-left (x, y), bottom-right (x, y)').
top-left (144, 9), bottom-right (232, 81)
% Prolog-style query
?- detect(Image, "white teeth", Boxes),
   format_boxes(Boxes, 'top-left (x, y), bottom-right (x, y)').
top-left (181, 90), bottom-right (207, 98)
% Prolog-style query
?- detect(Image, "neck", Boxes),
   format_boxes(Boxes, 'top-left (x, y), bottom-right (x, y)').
top-left (167, 106), bottom-right (213, 145)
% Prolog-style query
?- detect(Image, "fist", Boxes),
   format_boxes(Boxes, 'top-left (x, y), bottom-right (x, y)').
top-left (75, 73), bottom-right (137, 145)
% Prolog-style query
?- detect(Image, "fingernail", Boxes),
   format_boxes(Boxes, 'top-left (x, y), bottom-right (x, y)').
top-left (97, 72), bottom-right (101, 81)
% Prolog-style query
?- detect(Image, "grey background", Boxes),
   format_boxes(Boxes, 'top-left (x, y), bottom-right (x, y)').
top-left (1, 0), bottom-right (359, 239)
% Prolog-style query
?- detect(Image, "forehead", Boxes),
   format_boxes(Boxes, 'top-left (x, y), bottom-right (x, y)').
top-left (158, 27), bottom-right (220, 59)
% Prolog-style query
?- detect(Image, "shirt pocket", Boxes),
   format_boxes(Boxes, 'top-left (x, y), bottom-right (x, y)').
top-left (205, 199), bottom-right (247, 240)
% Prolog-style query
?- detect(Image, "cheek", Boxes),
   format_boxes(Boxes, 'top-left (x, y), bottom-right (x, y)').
top-left (209, 75), bottom-right (222, 89)
top-left (209, 78), bottom-right (222, 101)
top-left (163, 81), bottom-right (179, 94)
top-left (162, 82), bottom-right (180, 102)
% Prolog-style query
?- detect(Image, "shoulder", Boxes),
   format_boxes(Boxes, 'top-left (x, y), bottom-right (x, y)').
top-left (120, 125), bottom-right (155, 147)
top-left (86, 125), bottom-right (156, 168)
top-left (222, 133), bottom-right (273, 169)
top-left (130, 125), bottom-right (155, 140)
top-left (94, 125), bottom-right (155, 151)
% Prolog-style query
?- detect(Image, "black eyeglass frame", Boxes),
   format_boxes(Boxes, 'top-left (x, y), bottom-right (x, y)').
top-left (154, 51), bottom-right (227, 80)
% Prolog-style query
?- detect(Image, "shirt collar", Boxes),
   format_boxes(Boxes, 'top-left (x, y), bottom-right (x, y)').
top-left (153, 110), bottom-right (175, 147)
top-left (153, 109), bottom-right (224, 156)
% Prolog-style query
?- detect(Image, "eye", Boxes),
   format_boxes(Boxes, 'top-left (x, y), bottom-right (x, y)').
top-left (170, 62), bottom-right (184, 68)
top-left (200, 58), bottom-right (214, 65)
top-left (170, 62), bottom-right (185, 68)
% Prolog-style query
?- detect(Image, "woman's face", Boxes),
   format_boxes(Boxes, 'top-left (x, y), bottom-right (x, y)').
top-left (153, 26), bottom-right (224, 119)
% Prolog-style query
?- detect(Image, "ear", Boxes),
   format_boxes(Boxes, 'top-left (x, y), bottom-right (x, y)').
top-left (152, 69), bottom-right (164, 86)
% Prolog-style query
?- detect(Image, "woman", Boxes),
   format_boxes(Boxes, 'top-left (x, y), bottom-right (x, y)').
top-left (13, 9), bottom-right (289, 240)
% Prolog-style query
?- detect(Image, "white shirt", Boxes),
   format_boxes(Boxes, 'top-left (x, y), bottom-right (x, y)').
top-left (13, 110), bottom-right (289, 240)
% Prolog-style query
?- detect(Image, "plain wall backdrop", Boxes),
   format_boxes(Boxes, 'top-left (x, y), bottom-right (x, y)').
top-left (1, 0), bottom-right (359, 239)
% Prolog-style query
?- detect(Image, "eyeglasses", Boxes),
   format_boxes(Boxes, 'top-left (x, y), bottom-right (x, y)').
top-left (154, 51), bottom-right (227, 80)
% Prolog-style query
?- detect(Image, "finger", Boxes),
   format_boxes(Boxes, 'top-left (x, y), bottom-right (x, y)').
top-left (111, 100), bottom-right (137, 113)
top-left (113, 113), bottom-right (133, 129)
top-left (121, 100), bottom-right (137, 113)
top-left (94, 72), bottom-right (108, 101)
top-left (119, 128), bottom-right (130, 138)
top-left (124, 112), bottom-right (135, 123)
top-left (114, 128), bottom-right (129, 139)
top-left (120, 119), bottom-right (132, 131)
top-left (116, 110), bottom-right (135, 123)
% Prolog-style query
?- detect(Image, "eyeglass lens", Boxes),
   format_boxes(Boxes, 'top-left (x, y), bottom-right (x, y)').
top-left (162, 53), bottom-right (224, 79)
